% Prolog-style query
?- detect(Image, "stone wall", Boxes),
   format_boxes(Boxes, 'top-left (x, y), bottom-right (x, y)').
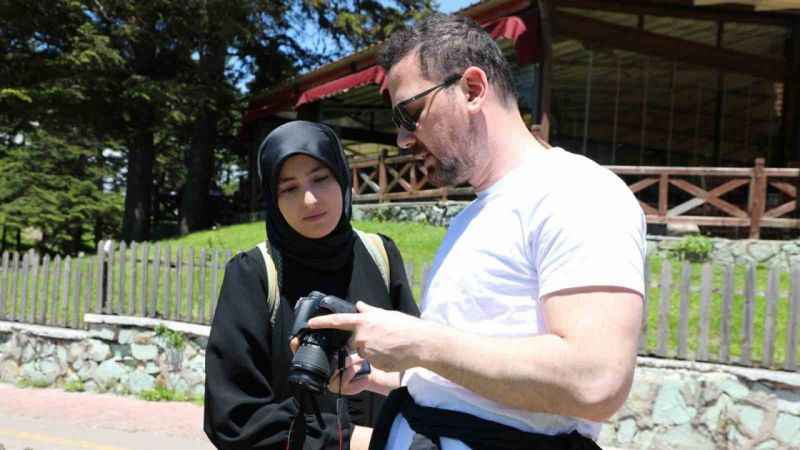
top-left (0, 315), bottom-right (207, 399)
top-left (1, 320), bottom-right (798, 449)
top-left (354, 202), bottom-right (800, 269)
top-left (601, 358), bottom-right (800, 450)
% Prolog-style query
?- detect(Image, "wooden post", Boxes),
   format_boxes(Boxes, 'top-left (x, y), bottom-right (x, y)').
top-left (378, 149), bottom-right (388, 203)
top-left (95, 242), bottom-right (104, 314)
top-left (656, 261), bottom-right (671, 357)
top-left (740, 264), bottom-right (756, 366)
top-left (71, 258), bottom-right (82, 328)
top-left (763, 268), bottom-right (779, 368)
top-left (536, 0), bottom-right (554, 142)
top-left (677, 261), bottom-right (691, 359)
top-left (787, 265), bottom-right (800, 371)
top-left (658, 173), bottom-right (669, 218)
top-left (719, 265), bottom-right (733, 364)
top-left (164, 245), bottom-right (173, 320)
top-left (639, 258), bottom-right (649, 353)
top-left (141, 243), bottom-right (150, 317)
top-left (0, 251), bottom-right (8, 320)
top-left (150, 244), bottom-right (160, 318)
top-left (199, 248), bottom-right (207, 323)
top-left (210, 249), bottom-right (221, 323)
top-left (130, 242), bottom-right (138, 316)
top-left (187, 247), bottom-right (195, 322)
top-left (39, 255), bottom-right (50, 324)
top-left (9, 252), bottom-right (19, 321)
top-left (697, 263), bottom-right (712, 361)
top-left (19, 252), bottom-right (30, 323)
top-left (117, 241), bottom-right (127, 315)
top-left (61, 256), bottom-right (71, 327)
top-left (28, 252), bottom-right (39, 323)
top-left (50, 256), bottom-right (62, 326)
top-left (175, 247), bottom-right (183, 321)
top-left (749, 158), bottom-right (767, 239)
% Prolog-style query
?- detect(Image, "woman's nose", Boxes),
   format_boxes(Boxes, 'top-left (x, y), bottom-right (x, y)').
top-left (303, 189), bottom-right (318, 207)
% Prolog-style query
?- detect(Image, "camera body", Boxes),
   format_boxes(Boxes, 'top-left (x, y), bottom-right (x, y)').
top-left (288, 291), bottom-right (357, 393)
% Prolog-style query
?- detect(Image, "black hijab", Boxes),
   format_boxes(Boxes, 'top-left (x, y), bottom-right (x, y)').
top-left (258, 121), bottom-right (355, 272)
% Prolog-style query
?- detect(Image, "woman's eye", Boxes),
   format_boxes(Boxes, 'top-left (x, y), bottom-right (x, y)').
top-left (279, 186), bottom-right (297, 195)
top-left (313, 175), bottom-right (330, 183)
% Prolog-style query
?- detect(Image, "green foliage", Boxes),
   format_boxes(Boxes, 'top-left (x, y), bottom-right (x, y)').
top-left (155, 324), bottom-right (186, 350)
top-left (138, 386), bottom-right (195, 402)
top-left (0, 128), bottom-right (124, 255)
top-left (670, 234), bottom-right (714, 262)
top-left (64, 379), bottom-right (85, 392)
top-left (17, 378), bottom-right (51, 389)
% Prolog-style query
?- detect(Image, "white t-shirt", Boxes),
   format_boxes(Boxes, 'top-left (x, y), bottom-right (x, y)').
top-left (386, 147), bottom-right (646, 450)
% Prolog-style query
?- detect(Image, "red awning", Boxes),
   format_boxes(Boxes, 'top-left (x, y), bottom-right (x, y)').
top-left (295, 65), bottom-right (386, 109)
top-left (242, 14), bottom-right (540, 127)
top-left (484, 15), bottom-right (540, 65)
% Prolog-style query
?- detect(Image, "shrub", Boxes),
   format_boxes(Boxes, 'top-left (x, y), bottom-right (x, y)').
top-left (155, 324), bottom-right (186, 350)
top-left (670, 234), bottom-right (713, 262)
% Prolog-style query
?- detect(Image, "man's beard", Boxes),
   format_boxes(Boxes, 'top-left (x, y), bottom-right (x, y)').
top-left (426, 123), bottom-right (475, 187)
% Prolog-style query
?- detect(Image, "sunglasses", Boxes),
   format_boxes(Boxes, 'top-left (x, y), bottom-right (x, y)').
top-left (391, 74), bottom-right (462, 132)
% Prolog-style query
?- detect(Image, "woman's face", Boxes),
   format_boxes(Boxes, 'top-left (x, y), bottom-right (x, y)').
top-left (277, 154), bottom-right (343, 239)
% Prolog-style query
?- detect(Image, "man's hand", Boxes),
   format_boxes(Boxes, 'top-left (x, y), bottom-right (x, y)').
top-left (328, 352), bottom-right (400, 397)
top-left (306, 302), bottom-right (433, 372)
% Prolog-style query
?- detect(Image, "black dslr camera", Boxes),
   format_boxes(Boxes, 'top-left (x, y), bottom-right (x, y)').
top-left (288, 291), bottom-right (361, 394)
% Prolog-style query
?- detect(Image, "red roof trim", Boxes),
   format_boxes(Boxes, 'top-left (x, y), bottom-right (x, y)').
top-left (295, 65), bottom-right (386, 109)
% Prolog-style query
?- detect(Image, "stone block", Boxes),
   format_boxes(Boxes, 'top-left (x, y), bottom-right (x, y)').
top-left (735, 404), bottom-right (764, 437)
top-left (662, 423), bottom-right (716, 450)
top-left (133, 331), bottom-right (155, 345)
top-left (653, 382), bottom-right (697, 425)
top-left (127, 370), bottom-right (155, 394)
top-left (131, 344), bottom-right (158, 361)
top-left (118, 329), bottom-right (137, 345)
top-left (94, 360), bottom-right (128, 388)
top-left (616, 418), bottom-right (637, 444)
top-left (88, 326), bottom-right (116, 341)
top-left (775, 413), bottom-right (800, 447)
top-left (0, 360), bottom-right (20, 382)
top-left (87, 339), bottom-right (111, 362)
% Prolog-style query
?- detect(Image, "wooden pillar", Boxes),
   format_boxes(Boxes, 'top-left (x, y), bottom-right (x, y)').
top-left (535, 0), bottom-right (554, 143)
top-left (784, 19), bottom-right (800, 165)
top-left (713, 21), bottom-right (726, 165)
top-left (749, 158), bottom-right (766, 239)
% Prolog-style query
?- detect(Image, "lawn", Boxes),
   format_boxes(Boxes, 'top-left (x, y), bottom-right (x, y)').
top-left (1, 219), bottom-right (797, 370)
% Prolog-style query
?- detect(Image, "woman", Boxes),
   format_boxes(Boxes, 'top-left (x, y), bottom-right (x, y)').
top-left (204, 121), bottom-right (419, 450)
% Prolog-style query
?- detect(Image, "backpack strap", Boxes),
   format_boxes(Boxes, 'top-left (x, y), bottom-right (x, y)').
top-left (257, 242), bottom-right (282, 326)
top-left (354, 229), bottom-right (390, 292)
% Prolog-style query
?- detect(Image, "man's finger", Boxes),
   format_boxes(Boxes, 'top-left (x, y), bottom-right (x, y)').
top-left (356, 301), bottom-right (381, 313)
top-left (308, 313), bottom-right (361, 330)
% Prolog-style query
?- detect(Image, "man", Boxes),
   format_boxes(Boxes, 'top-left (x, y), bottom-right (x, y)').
top-left (306, 13), bottom-right (645, 450)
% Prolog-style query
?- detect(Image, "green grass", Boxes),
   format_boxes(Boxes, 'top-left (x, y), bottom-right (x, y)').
top-left (1, 219), bottom-right (797, 369)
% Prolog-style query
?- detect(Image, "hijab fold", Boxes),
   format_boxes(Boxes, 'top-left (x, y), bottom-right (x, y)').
top-left (258, 121), bottom-right (355, 272)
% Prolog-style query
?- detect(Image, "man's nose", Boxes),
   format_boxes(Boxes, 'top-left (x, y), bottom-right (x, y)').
top-left (396, 127), bottom-right (416, 151)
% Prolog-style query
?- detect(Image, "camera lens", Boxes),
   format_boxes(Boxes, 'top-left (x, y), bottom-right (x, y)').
top-left (288, 339), bottom-right (333, 393)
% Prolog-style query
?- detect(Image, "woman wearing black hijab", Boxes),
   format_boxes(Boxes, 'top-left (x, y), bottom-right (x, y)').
top-left (204, 121), bottom-right (419, 450)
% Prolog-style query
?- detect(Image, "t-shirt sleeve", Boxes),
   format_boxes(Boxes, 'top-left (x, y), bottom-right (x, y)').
top-left (204, 252), bottom-right (348, 449)
top-left (380, 234), bottom-right (420, 317)
top-left (532, 175), bottom-right (646, 299)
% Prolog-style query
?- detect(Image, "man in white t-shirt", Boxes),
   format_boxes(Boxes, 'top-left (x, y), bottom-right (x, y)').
top-left (302, 13), bottom-right (645, 450)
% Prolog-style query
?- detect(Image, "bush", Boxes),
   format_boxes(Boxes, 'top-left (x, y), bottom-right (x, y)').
top-left (670, 234), bottom-right (713, 262)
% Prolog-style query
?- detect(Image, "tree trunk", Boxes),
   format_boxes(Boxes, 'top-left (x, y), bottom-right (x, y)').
top-left (179, 42), bottom-right (226, 235)
top-left (122, 125), bottom-right (155, 242)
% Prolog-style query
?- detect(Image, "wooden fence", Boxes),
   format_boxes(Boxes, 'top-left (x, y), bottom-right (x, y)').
top-left (0, 243), bottom-right (798, 372)
top-left (350, 155), bottom-right (800, 238)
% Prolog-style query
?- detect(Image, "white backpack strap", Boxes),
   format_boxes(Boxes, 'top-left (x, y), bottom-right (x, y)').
top-left (257, 241), bottom-right (281, 325)
top-left (355, 229), bottom-right (390, 291)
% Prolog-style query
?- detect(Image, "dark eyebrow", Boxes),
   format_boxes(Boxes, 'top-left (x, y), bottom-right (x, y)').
top-left (278, 162), bottom-right (327, 183)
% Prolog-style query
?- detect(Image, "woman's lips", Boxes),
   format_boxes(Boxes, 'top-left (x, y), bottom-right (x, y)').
top-left (303, 211), bottom-right (327, 222)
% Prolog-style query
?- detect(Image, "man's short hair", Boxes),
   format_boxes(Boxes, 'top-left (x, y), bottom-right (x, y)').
top-left (377, 13), bottom-right (518, 106)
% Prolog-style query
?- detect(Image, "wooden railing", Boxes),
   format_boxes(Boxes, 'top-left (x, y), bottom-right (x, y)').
top-left (351, 155), bottom-right (800, 238)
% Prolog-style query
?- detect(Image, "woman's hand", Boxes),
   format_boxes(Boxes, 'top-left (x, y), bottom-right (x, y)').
top-left (328, 352), bottom-right (400, 397)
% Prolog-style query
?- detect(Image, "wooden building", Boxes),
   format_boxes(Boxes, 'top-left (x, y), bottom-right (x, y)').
top-left (240, 0), bottom-right (800, 238)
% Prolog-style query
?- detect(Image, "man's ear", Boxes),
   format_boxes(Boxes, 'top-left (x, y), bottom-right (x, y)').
top-left (462, 66), bottom-right (488, 112)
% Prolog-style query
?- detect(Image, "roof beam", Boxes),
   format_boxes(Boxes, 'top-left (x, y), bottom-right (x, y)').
top-left (557, 0), bottom-right (792, 24)
top-left (555, 10), bottom-right (788, 81)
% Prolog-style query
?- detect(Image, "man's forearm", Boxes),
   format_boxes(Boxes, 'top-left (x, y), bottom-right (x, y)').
top-left (411, 325), bottom-right (636, 422)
